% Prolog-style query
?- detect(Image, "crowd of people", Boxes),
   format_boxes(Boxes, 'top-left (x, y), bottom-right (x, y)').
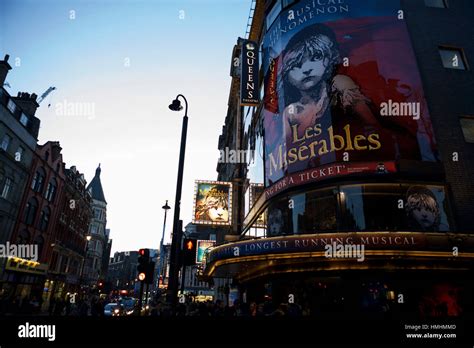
top-left (147, 299), bottom-right (307, 317)
top-left (0, 291), bottom-right (311, 317)
top-left (0, 293), bottom-right (108, 316)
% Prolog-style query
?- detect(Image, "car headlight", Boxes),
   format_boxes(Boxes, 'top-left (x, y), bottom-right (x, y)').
top-left (114, 309), bottom-right (120, 314)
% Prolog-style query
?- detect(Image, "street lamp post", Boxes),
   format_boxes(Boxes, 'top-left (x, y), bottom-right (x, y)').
top-left (167, 94), bottom-right (188, 311)
top-left (158, 200), bottom-right (171, 289)
top-left (80, 235), bottom-right (92, 296)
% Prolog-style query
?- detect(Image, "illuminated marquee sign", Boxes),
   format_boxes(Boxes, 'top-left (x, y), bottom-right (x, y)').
top-left (196, 240), bottom-right (215, 264)
top-left (207, 232), bottom-right (431, 264)
top-left (249, 183), bottom-right (266, 228)
top-left (193, 180), bottom-right (233, 226)
top-left (5, 257), bottom-right (47, 275)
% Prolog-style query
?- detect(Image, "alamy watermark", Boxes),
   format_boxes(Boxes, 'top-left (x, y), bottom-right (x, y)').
top-left (218, 147), bottom-right (256, 166)
top-left (380, 100), bottom-right (420, 120)
top-left (0, 242), bottom-right (38, 261)
top-left (55, 99), bottom-right (96, 119)
top-left (18, 322), bottom-right (55, 341)
top-left (324, 242), bottom-right (365, 262)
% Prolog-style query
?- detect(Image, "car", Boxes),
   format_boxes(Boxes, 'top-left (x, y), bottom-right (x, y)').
top-left (120, 297), bottom-right (137, 311)
top-left (104, 303), bottom-right (125, 317)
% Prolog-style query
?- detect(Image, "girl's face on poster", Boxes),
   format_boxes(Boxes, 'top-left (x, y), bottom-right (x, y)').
top-left (207, 197), bottom-right (229, 222)
top-left (287, 49), bottom-right (327, 91)
top-left (412, 204), bottom-right (436, 229)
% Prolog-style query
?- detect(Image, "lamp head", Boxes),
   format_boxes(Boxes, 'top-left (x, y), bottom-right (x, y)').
top-left (168, 98), bottom-right (183, 112)
top-left (86, 235), bottom-right (92, 241)
top-left (162, 200), bottom-right (171, 210)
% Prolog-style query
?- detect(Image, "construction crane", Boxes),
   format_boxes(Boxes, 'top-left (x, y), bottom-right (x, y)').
top-left (37, 86), bottom-right (56, 108)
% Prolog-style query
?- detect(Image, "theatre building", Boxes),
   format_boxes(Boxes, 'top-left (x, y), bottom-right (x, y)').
top-left (204, 0), bottom-right (474, 317)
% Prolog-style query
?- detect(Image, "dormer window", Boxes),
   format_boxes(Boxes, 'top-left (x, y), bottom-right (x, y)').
top-left (7, 99), bottom-right (16, 114)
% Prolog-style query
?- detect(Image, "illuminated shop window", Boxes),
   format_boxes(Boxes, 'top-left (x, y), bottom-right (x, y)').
top-left (340, 184), bottom-right (404, 232)
top-left (264, 184), bottom-right (451, 236)
top-left (267, 196), bottom-right (291, 237)
top-left (460, 116), bottom-right (474, 143)
top-left (439, 47), bottom-right (467, 70)
top-left (289, 188), bottom-right (337, 234)
top-left (424, 0), bottom-right (448, 8)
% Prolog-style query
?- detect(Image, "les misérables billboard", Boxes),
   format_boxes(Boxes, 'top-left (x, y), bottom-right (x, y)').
top-left (193, 181), bottom-right (233, 226)
top-left (263, 0), bottom-right (438, 190)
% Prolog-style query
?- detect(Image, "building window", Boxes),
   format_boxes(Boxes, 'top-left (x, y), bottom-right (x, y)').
top-left (7, 99), bottom-right (16, 114)
top-left (282, 0), bottom-right (297, 8)
top-left (50, 252), bottom-right (59, 272)
top-left (45, 179), bottom-right (57, 202)
top-left (17, 229), bottom-right (30, 244)
top-left (439, 47), bottom-right (467, 70)
top-left (24, 197), bottom-right (39, 225)
top-left (38, 207), bottom-right (50, 231)
top-left (19, 113), bottom-right (29, 127)
top-left (31, 168), bottom-right (46, 193)
top-left (1, 134), bottom-right (11, 151)
top-left (460, 116), bottom-right (474, 143)
top-left (94, 209), bottom-right (101, 220)
top-left (34, 235), bottom-right (44, 261)
top-left (90, 224), bottom-right (98, 234)
top-left (15, 146), bottom-right (24, 162)
top-left (424, 0), bottom-right (448, 8)
top-left (1, 178), bottom-right (13, 199)
top-left (266, 0), bottom-right (282, 31)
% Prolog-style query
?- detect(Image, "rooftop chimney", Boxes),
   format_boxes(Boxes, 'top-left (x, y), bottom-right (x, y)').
top-left (50, 141), bottom-right (62, 162)
top-left (12, 91), bottom-right (40, 116)
top-left (0, 54), bottom-right (12, 87)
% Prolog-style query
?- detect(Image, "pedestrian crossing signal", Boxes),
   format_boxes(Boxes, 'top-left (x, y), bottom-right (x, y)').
top-left (183, 238), bottom-right (197, 266)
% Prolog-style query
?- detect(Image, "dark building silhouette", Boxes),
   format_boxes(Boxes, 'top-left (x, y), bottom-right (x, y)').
top-left (84, 165), bottom-right (111, 289)
top-left (107, 251), bottom-right (138, 293)
top-left (0, 54), bottom-right (40, 246)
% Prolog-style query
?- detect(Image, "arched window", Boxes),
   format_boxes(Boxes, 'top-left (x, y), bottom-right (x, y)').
top-left (44, 178), bottom-right (57, 202)
top-left (38, 207), bottom-right (50, 231)
top-left (17, 229), bottom-right (30, 244)
top-left (34, 235), bottom-right (44, 260)
top-left (31, 168), bottom-right (46, 193)
top-left (24, 197), bottom-right (38, 225)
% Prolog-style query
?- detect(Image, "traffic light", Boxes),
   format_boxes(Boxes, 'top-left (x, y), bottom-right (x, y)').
top-left (137, 248), bottom-right (150, 281)
top-left (183, 238), bottom-right (197, 266)
top-left (144, 261), bottom-right (155, 285)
